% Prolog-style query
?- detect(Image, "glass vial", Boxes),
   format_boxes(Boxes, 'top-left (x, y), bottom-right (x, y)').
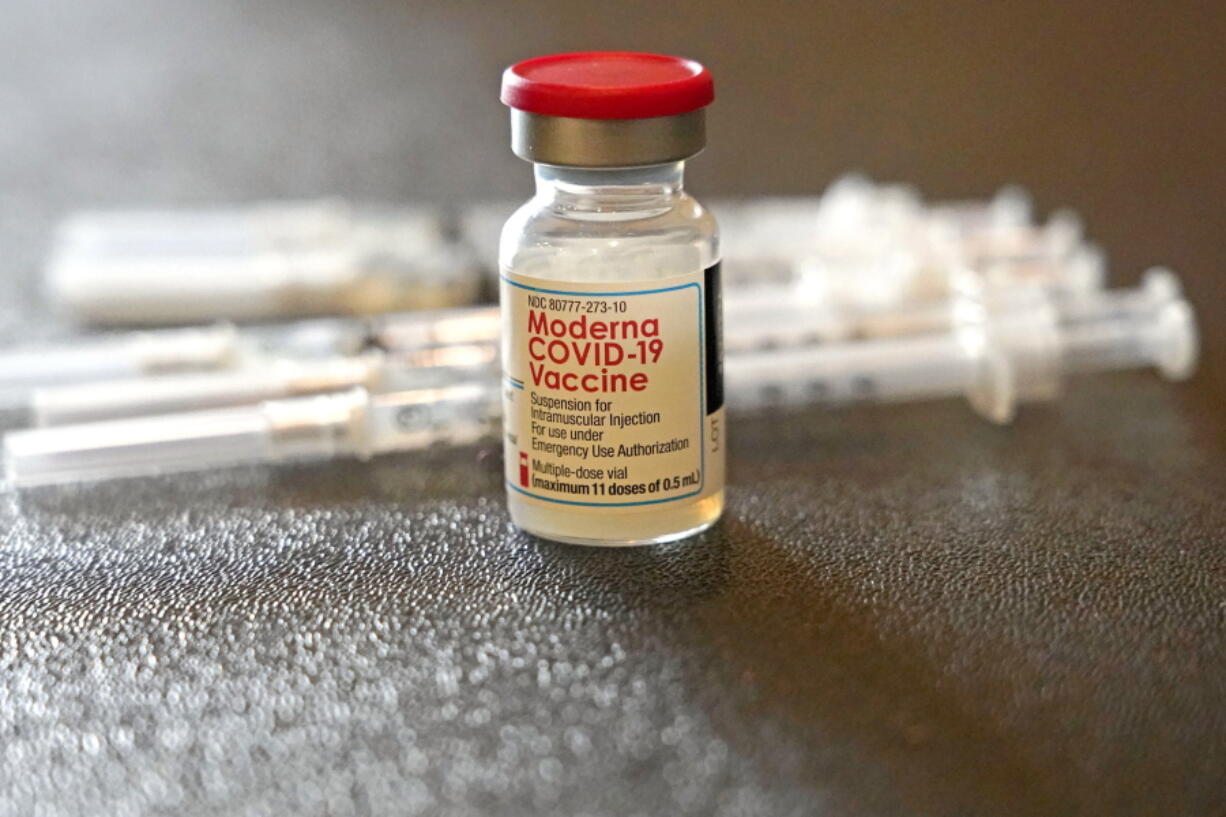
top-left (498, 52), bottom-right (724, 546)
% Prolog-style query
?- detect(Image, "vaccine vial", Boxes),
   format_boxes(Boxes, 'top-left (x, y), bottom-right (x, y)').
top-left (498, 52), bottom-right (724, 546)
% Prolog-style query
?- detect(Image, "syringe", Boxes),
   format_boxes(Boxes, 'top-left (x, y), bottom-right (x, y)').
top-left (718, 175), bottom-right (1090, 302)
top-left (53, 200), bottom-right (365, 255)
top-left (43, 181), bottom-right (1079, 328)
top-left (31, 345), bottom-right (498, 426)
top-left (4, 384), bottom-right (500, 488)
top-left (726, 268), bottom-right (1198, 423)
top-left (47, 201), bottom-right (483, 325)
top-left (726, 244), bottom-right (1104, 346)
top-left (0, 307), bottom-right (504, 413)
top-left (2, 271), bottom-right (1199, 487)
top-left (0, 324), bottom-right (240, 412)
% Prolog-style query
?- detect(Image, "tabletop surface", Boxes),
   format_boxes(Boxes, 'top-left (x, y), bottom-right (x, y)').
top-left (2, 2), bottom-right (1224, 816)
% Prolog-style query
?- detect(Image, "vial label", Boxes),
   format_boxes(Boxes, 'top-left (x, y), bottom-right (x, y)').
top-left (501, 265), bottom-right (724, 508)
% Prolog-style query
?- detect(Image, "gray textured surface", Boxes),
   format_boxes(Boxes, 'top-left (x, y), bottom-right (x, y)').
top-left (2, 1), bottom-right (1225, 815)
top-left (3, 391), bottom-right (1223, 816)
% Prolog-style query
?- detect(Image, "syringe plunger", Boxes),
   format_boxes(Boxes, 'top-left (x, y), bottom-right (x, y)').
top-left (728, 269), bottom-right (1198, 423)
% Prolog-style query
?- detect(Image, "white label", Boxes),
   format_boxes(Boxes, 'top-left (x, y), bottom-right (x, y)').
top-left (501, 268), bottom-right (724, 509)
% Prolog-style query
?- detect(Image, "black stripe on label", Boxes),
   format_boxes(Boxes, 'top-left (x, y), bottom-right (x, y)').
top-left (704, 262), bottom-right (724, 414)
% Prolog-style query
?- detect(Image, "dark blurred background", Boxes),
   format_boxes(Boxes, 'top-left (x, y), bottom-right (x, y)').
top-left (2, 4), bottom-right (1225, 815)
top-left (2, 0), bottom-right (1223, 394)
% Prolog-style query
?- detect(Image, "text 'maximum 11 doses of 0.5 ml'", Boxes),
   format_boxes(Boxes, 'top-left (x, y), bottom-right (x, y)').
top-left (498, 52), bottom-right (725, 546)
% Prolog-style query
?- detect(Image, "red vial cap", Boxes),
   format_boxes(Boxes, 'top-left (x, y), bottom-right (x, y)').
top-left (501, 52), bottom-right (714, 120)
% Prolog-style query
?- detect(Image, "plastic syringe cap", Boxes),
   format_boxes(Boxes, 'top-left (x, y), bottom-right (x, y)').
top-left (501, 52), bottom-right (713, 119)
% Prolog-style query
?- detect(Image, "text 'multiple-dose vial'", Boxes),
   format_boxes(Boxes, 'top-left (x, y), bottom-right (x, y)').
top-left (498, 52), bottom-right (725, 546)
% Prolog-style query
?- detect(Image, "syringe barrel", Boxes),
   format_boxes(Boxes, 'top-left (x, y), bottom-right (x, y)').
top-left (241, 315), bottom-right (371, 358)
top-left (31, 357), bottom-right (378, 426)
top-left (5, 404), bottom-right (276, 487)
top-left (241, 308), bottom-right (501, 360)
top-left (0, 325), bottom-right (238, 409)
top-left (4, 389), bottom-right (369, 487)
top-left (725, 333), bottom-right (974, 409)
top-left (47, 251), bottom-right (362, 325)
top-left (723, 302), bottom-right (849, 350)
top-left (46, 204), bottom-right (470, 325)
top-left (367, 383), bottom-right (501, 454)
top-left (53, 201), bottom-right (354, 256)
top-left (371, 307), bottom-right (501, 350)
